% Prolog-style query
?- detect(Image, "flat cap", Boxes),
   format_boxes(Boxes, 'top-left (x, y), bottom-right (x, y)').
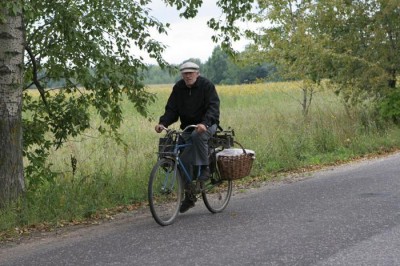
top-left (179, 61), bottom-right (200, 73)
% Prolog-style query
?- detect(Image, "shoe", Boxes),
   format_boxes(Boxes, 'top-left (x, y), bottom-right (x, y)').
top-left (197, 166), bottom-right (210, 182)
top-left (180, 197), bottom-right (195, 213)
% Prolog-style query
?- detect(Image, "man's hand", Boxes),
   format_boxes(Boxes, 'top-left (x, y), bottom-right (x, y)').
top-left (196, 123), bottom-right (207, 133)
top-left (155, 124), bottom-right (165, 133)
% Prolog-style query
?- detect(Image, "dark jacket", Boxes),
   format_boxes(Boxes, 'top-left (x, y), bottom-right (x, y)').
top-left (159, 76), bottom-right (220, 129)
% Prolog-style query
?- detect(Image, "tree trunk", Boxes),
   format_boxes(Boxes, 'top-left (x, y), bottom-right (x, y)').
top-left (0, 6), bottom-right (25, 207)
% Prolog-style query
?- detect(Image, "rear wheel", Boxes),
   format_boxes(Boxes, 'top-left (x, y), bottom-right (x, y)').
top-left (148, 158), bottom-right (183, 226)
top-left (202, 170), bottom-right (232, 213)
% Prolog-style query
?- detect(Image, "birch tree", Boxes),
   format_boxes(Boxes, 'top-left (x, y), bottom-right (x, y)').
top-left (0, 2), bottom-right (25, 206)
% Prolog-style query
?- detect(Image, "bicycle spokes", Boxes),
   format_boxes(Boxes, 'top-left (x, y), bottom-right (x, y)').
top-left (160, 171), bottom-right (176, 194)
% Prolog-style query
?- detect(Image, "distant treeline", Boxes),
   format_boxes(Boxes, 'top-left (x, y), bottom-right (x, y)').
top-left (44, 46), bottom-right (281, 88)
top-left (143, 46), bottom-right (280, 85)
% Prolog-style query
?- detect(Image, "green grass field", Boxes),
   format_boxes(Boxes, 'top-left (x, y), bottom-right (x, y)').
top-left (1, 81), bottom-right (400, 237)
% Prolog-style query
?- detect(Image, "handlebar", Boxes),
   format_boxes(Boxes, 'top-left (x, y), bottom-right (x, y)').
top-left (158, 124), bottom-right (234, 150)
top-left (182, 125), bottom-right (198, 131)
top-left (159, 124), bottom-right (198, 133)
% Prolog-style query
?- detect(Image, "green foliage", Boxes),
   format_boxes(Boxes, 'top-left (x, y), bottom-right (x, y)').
top-left (380, 88), bottom-right (400, 123)
top-left (0, 0), bottom-right (23, 23)
top-left (163, 0), bottom-right (204, 18)
top-left (202, 46), bottom-right (229, 83)
top-left (208, 0), bottom-right (255, 53)
top-left (309, 0), bottom-right (400, 100)
top-left (201, 46), bottom-right (277, 84)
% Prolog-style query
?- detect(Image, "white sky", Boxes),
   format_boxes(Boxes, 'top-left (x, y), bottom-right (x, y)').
top-left (142, 0), bottom-right (251, 65)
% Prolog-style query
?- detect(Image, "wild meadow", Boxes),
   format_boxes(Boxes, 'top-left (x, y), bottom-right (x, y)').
top-left (2, 81), bottom-right (400, 235)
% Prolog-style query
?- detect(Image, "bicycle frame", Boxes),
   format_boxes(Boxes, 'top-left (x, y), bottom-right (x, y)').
top-left (163, 128), bottom-right (199, 185)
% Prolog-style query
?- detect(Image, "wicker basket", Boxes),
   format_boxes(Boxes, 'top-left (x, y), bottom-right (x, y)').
top-left (217, 141), bottom-right (255, 180)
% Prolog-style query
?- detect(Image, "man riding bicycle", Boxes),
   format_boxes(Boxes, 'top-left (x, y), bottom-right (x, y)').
top-left (155, 61), bottom-right (220, 213)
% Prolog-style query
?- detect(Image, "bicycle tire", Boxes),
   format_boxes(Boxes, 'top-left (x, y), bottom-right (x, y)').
top-left (148, 158), bottom-right (183, 226)
top-left (202, 170), bottom-right (232, 213)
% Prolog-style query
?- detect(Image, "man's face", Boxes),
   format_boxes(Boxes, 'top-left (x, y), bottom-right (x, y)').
top-left (182, 71), bottom-right (200, 87)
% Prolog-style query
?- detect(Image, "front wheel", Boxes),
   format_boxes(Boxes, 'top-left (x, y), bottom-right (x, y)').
top-left (202, 170), bottom-right (232, 213)
top-left (148, 158), bottom-right (183, 226)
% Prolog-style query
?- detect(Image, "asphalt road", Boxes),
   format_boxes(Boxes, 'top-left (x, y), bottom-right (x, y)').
top-left (1, 152), bottom-right (400, 266)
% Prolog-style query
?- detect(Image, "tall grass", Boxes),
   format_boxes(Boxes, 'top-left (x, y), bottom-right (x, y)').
top-left (2, 82), bottom-right (400, 234)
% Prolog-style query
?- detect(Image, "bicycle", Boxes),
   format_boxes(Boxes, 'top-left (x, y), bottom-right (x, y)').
top-left (148, 125), bottom-right (235, 226)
